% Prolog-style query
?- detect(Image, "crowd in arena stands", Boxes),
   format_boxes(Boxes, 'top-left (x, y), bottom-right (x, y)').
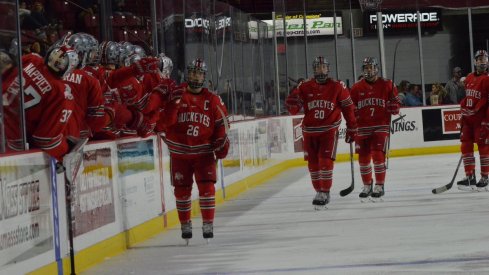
top-left (396, 66), bottom-right (465, 107)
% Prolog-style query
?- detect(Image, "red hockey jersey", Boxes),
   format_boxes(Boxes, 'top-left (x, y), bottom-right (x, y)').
top-left (350, 77), bottom-right (399, 136)
top-left (163, 84), bottom-right (229, 159)
top-left (63, 69), bottom-right (105, 138)
top-left (461, 72), bottom-right (489, 122)
top-left (2, 54), bottom-right (75, 160)
top-left (286, 78), bottom-right (357, 136)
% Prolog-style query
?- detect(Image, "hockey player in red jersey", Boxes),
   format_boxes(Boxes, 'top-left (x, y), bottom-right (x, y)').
top-left (350, 57), bottom-right (400, 201)
top-left (2, 45), bottom-right (77, 160)
top-left (62, 33), bottom-right (106, 139)
top-left (162, 58), bottom-right (229, 243)
top-left (286, 56), bottom-right (357, 209)
top-left (457, 50), bottom-right (489, 191)
top-left (141, 54), bottom-right (178, 135)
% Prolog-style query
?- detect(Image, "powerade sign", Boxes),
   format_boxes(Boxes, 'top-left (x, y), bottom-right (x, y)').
top-left (364, 9), bottom-right (442, 34)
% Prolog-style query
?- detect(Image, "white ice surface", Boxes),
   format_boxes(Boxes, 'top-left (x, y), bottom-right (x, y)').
top-left (83, 153), bottom-right (489, 275)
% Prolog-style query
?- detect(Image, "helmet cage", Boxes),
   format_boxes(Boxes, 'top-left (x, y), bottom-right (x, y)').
top-left (312, 56), bottom-right (329, 83)
top-left (187, 58), bottom-right (207, 89)
top-left (362, 57), bottom-right (379, 81)
top-left (46, 45), bottom-right (79, 79)
top-left (474, 50), bottom-right (489, 73)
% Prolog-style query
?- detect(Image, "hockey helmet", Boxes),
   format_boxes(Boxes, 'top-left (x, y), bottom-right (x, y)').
top-left (158, 53), bottom-right (173, 78)
top-left (45, 45), bottom-right (79, 79)
top-left (187, 58), bottom-right (207, 89)
top-left (362, 57), bottom-right (379, 82)
top-left (312, 56), bottom-right (329, 83)
top-left (123, 53), bottom-right (143, 67)
top-left (99, 41), bottom-right (120, 66)
top-left (132, 45), bottom-right (146, 58)
top-left (474, 50), bottom-right (488, 73)
top-left (80, 33), bottom-right (100, 66)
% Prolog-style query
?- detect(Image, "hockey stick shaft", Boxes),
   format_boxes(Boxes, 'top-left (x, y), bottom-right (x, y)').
top-left (432, 156), bottom-right (463, 194)
top-left (386, 39), bottom-right (402, 170)
top-left (216, 105), bottom-right (229, 198)
top-left (63, 138), bottom-right (88, 275)
top-left (340, 142), bottom-right (355, 197)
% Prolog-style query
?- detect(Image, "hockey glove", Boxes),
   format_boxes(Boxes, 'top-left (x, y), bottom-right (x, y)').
top-left (345, 128), bottom-right (357, 143)
top-left (481, 121), bottom-right (489, 144)
top-left (169, 86), bottom-right (184, 101)
top-left (213, 136), bottom-right (230, 159)
top-left (134, 57), bottom-right (160, 75)
top-left (285, 95), bottom-right (302, 115)
top-left (154, 84), bottom-right (170, 99)
top-left (386, 100), bottom-right (400, 115)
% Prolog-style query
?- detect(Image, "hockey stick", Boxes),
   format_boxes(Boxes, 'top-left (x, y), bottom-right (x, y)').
top-left (62, 138), bottom-right (88, 275)
top-left (340, 142), bottom-right (355, 197)
top-left (386, 39), bottom-right (402, 170)
top-left (432, 156), bottom-right (463, 194)
top-left (216, 105), bottom-right (229, 198)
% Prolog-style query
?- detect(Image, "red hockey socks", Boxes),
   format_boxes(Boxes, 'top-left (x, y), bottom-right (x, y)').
top-left (197, 183), bottom-right (216, 223)
top-left (461, 142), bottom-right (475, 176)
top-left (359, 153), bottom-right (373, 185)
top-left (307, 161), bottom-right (321, 191)
top-left (318, 158), bottom-right (334, 191)
top-left (174, 185), bottom-right (192, 224)
top-left (372, 150), bottom-right (386, 185)
top-left (479, 145), bottom-right (489, 177)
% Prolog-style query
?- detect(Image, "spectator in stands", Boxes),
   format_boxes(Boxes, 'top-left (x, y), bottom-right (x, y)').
top-left (112, 0), bottom-right (131, 16)
top-left (429, 83), bottom-right (447, 106)
top-left (22, 1), bottom-right (49, 31)
top-left (405, 84), bottom-right (423, 106)
top-left (445, 66), bottom-right (465, 104)
top-left (397, 80), bottom-right (410, 106)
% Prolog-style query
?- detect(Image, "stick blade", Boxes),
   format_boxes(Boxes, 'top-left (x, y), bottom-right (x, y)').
top-left (432, 183), bottom-right (452, 194)
top-left (339, 186), bottom-right (354, 197)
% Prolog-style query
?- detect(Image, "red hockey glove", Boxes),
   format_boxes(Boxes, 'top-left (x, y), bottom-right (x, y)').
top-left (137, 119), bottom-right (156, 138)
top-left (387, 100), bottom-right (400, 115)
top-left (285, 95), bottom-right (302, 115)
top-left (119, 84), bottom-right (138, 105)
top-left (213, 136), bottom-right (230, 159)
top-left (169, 86), bottom-right (184, 101)
top-left (103, 88), bottom-right (121, 105)
top-left (345, 128), bottom-right (357, 143)
top-left (134, 57), bottom-right (160, 75)
top-left (154, 84), bottom-right (170, 99)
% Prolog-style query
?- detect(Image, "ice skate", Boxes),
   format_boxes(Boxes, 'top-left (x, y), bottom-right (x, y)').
top-left (370, 185), bottom-right (384, 202)
top-left (312, 191), bottom-right (330, 210)
top-left (457, 174), bottom-right (477, 191)
top-left (359, 184), bottom-right (373, 203)
top-left (181, 221), bottom-right (192, 245)
top-left (476, 176), bottom-right (489, 191)
top-left (203, 222), bottom-right (213, 244)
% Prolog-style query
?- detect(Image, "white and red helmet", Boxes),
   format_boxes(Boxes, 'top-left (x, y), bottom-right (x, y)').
top-left (99, 41), bottom-right (121, 66)
top-left (474, 50), bottom-right (488, 73)
top-left (362, 57), bottom-right (379, 81)
top-left (187, 58), bottom-right (207, 89)
top-left (158, 53), bottom-right (173, 78)
top-left (45, 45), bottom-right (79, 78)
